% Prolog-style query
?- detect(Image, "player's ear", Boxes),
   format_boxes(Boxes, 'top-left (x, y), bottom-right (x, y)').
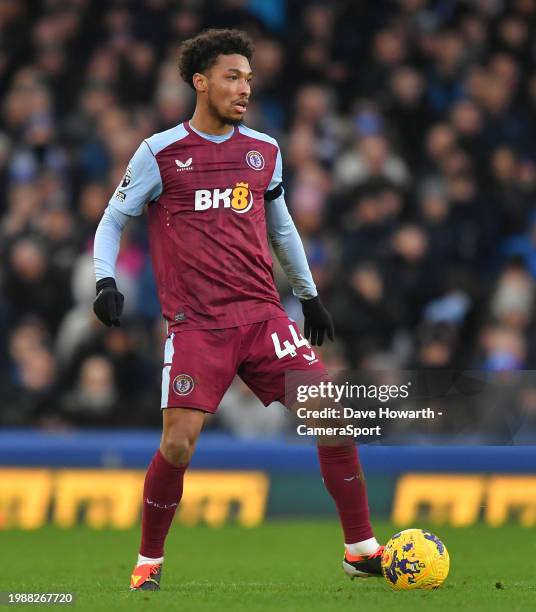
top-left (193, 72), bottom-right (208, 93)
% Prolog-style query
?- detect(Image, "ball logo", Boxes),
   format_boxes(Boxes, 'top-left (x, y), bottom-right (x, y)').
top-left (194, 182), bottom-right (253, 214)
top-left (246, 150), bottom-right (265, 171)
top-left (173, 374), bottom-right (194, 396)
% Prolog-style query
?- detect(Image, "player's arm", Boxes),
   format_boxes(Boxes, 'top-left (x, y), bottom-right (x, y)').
top-left (265, 147), bottom-right (334, 346)
top-left (93, 141), bottom-right (162, 326)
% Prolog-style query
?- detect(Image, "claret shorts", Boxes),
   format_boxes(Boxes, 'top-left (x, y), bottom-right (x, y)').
top-left (161, 316), bottom-right (327, 412)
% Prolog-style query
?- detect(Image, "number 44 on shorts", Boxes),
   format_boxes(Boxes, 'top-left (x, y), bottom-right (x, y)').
top-left (271, 325), bottom-right (314, 360)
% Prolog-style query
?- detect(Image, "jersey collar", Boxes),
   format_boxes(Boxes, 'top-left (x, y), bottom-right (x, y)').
top-left (184, 121), bottom-right (237, 144)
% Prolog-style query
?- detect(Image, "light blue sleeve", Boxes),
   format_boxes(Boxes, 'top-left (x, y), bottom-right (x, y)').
top-left (94, 206), bottom-right (130, 281)
top-left (265, 194), bottom-right (317, 300)
top-left (108, 140), bottom-right (163, 217)
top-left (267, 147), bottom-right (283, 191)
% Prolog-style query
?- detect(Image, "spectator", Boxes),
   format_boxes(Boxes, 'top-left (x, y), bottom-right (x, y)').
top-left (60, 355), bottom-right (124, 428)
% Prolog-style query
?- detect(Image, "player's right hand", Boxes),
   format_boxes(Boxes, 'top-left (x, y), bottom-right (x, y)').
top-left (93, 277), bottom-right (124, 327)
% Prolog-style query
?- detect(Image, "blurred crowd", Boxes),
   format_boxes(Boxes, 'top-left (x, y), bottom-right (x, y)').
top-left (1, 0), bottom-right (536, 438)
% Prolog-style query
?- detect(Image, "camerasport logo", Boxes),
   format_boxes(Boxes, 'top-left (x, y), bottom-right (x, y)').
top-left (173, 374), bottom-right (195, 395)
top-left (194, 182), bottom-right (253, 214)
top-left (246, 150), bottom-right (265, 171)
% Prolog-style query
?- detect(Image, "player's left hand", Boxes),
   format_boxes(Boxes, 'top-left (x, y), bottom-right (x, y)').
top-left (301, 296), bottom-right (335, 346)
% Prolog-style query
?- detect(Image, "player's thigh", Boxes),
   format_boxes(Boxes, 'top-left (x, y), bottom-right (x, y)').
top-left (239, 317), bottom-right (328, 407)
top-left (161, 329), bottom-right (240, 413)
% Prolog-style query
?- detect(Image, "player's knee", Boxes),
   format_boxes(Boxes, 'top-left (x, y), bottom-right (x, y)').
top-left (160, 433), bottom-right (195, 465)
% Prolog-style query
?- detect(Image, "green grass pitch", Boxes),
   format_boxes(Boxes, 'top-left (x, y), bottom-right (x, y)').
top-left (2, 520), bottom-right (534, 611)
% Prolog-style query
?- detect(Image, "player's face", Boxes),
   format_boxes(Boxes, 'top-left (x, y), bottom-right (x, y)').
top-left (205, 54), bottom-right (252, 125)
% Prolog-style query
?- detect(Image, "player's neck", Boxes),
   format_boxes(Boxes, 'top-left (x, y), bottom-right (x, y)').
top-left (189, 109), bottom-right (234, 136)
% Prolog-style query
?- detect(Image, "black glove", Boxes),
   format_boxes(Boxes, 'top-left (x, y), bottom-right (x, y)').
top-left (301, 295), bottom-right (335, 346)
top-left (93, 277), bottom-right (124, 327)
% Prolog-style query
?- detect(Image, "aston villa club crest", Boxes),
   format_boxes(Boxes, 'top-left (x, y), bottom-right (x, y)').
top-left (173, 374), bottom-right (194, 396)
top-left (246, 150), bottom-right (265, 171)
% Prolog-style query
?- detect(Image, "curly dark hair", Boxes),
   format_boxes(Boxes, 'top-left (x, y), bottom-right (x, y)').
top-left (179, 29), bottom-right (254, 89)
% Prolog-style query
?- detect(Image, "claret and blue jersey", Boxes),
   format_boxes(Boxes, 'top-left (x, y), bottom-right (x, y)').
top-left (94, 120), bottom-right (318, 333)
top-left (108, 122), bottom-right (288, 331)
